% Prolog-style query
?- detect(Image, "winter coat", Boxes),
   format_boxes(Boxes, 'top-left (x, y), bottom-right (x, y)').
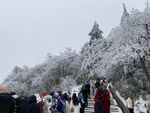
top-left (94, 99), bottom-right (103, 113)
top-left (78, 92), bottom-right (85, 113)
top-left (38, 101), bottom-right (44, 113)
top-left (16, 96), bottom-right (30, 113)
top-left (94, 88), bottom-right (110, 113)
top-left (65, 101), bottom-right (71, 113)
top-left (69, 100), bottom-right (80, 113)
top-left (0, 94), bottom-right (16, 113)
top-left (81, 88), bottom-right (88, 104)
top-left (43, 95), bottom-right (52, 113)
top-left (29, 103), bottom-right (39, 113)
top-left (126, 97), bottom-right (134, 109)
top-left (78, 92), bottom-right (84, 104)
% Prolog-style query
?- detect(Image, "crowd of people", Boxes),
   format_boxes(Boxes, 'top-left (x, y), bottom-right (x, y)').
top-left (0, 77), bottom-right (111, 113)
top-left (45, 78), bottom-right (111, 113)
top-left (1, 77), bottom-right (149, 113)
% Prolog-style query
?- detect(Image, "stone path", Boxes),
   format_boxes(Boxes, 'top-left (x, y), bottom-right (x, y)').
top-left (84, 93), bottom-right (123, 113)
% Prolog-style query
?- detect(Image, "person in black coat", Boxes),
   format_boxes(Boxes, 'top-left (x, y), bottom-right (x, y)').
top-left (81, 86), bottom-right (88, 107)
top-left (0, 93), bottom-right (16, 113)
top-left (85, 82), bottom-right (91, 99)
top-left (95, 79), bottom-right (100, 88)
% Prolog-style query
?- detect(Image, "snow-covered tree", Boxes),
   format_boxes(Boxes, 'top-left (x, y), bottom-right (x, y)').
top-left (80, 22), bottom-right (110, 78)
top-left (2, 3), bottom-right (150, 97)
top-left (89, 21), bottom-right (103, 45)
top-left (2, 48), bottom-right (82, 95)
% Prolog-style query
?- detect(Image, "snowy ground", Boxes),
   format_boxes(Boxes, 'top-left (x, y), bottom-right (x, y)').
top-left (136, 97), bottom-right (147, 113)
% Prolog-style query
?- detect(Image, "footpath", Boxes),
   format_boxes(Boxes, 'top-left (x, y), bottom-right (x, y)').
top-left (84, 92), bottom-right (123, 113)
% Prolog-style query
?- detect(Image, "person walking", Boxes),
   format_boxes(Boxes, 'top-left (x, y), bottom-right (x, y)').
top-left (91, 80), bottom-right (95, 96)
top-left (94, 84), bottom-right (110, 113)
top-left (65, 97), bottom-right (71, 113)
top-left (85, 81), bottom-right (91, 99)
top-left (95, 79), bottom-right (100, 89)
top-left (126, 96), bottom-right (134, 113)
top-left (78, 91), bottom-right (85, 113)
top-left (81, 86), bottom-right (88, 107)
top-left (70, 93), bottom-right (80, 113)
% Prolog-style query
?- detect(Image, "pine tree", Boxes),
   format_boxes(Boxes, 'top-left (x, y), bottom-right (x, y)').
top-left (89, 21), bottom-right (103, 45)
top-left (145, 0), bottom-right (150, 11)
top-left (121, 3), bottom-right (129, 25)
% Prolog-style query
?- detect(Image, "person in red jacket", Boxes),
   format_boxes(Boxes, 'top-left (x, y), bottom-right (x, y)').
top-left (94, 84), bottom-right (110, 113)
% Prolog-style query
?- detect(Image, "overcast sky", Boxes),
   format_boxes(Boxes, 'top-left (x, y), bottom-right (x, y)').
top-left (0, 0), bottom-right (146, 83)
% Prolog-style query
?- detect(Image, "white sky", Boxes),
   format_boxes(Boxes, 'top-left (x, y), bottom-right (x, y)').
top-left (0, 0), bottom-right (146, 83)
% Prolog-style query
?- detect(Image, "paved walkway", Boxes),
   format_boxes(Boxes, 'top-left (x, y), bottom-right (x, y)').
top-left (84, 93), bottom-right (123, 113)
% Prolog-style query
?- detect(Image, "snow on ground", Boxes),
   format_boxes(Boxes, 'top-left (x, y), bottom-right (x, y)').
top-left (116, 90), bottom-right (126, 105)
top-left (136, 97), bottom-right (147, 113)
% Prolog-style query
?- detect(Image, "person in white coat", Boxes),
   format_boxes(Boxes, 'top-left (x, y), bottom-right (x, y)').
top-left (65, 97), bottom-right (71, 113)
top-left (70, 93), bottom-right (81, 113)
top-left (126, 96), bottom-right (134, 113)
top-left (43, 95), bottom-right (52, 113)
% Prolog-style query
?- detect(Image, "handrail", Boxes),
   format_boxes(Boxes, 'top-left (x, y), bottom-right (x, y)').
top-left (108, 85), bottom-right (130, 113)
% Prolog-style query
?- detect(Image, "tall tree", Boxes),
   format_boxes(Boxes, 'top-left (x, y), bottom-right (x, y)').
top-left (121, 3), bottom-right (129, 25)
top-left (89, 21), bottom-right (103, 45)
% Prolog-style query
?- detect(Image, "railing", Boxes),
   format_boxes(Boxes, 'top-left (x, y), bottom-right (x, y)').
top-left (108, 85), bottom-right (130, 113)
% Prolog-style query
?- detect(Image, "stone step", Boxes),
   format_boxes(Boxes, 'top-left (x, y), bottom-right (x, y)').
top-left (110, 106), bottom-right (122, 113)
top-left (110, 98), bottom-right (118, 105)
top-left (88, 98), bottom-right (94, 101)
top-left (85, 111), bottom-right (94, 113)
top-left (110, 108), bottom-right (119, 112)
top-left (84, 93), bottom-right (123, 113)
top-left (88, 102), bottom-right (94, 106)
top-left (84, 108), bottom-right (94, 113)
top-left (86, 105), bottom-right (94, 109)
top-left (88, 101), bottom-right (95, 103)
top-left (85, 108), bottom-right (121, 113)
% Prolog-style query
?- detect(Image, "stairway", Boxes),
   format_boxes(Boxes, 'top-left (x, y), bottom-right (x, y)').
top-left (84, 97), bottom-right (94, 113)
top-left (84, 94), bottom-right (123, 113)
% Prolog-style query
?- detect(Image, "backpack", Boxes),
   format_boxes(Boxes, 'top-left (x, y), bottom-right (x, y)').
top-left (78, 92), bottom-right (84, 104)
